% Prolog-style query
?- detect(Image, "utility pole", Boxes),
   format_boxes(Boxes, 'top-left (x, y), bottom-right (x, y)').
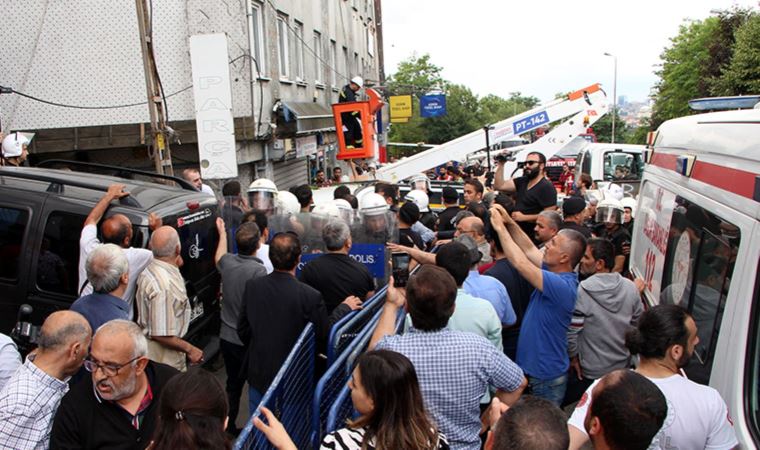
top-left (135, 0), bottom-right (174, 175)
top-left (604, 52), bottom-right (618, 144)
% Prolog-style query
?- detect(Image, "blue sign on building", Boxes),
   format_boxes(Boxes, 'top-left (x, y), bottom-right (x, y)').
top-left (420, 94), bottom-right (447, 118)
top-left (296, 243), bottom-right (386, 278)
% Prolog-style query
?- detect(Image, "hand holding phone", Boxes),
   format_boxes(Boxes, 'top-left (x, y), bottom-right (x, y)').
top-left (392, 252), bottom-right (411, 287)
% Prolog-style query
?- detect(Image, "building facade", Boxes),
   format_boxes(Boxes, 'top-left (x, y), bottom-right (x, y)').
top-left (0, 0), bottom-right (383, 190)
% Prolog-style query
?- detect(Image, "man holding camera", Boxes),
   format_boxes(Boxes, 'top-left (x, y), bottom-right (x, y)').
top-left (494, 152), bottom-right (558, 242)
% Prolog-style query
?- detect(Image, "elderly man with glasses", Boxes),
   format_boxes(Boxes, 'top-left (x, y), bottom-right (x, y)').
top-left (50, 320), bottom-right (179, 449)
top-left (493, 151), bottom-right (558, 243)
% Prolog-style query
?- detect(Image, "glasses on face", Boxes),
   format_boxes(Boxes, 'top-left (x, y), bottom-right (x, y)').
top-left (83, 356), bottom-right (140, 377)
top-left (524, 161), bottom-right (540, 167)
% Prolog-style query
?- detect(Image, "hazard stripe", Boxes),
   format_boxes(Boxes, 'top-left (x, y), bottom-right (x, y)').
top-left (649, 152), bottom-right (758, 200)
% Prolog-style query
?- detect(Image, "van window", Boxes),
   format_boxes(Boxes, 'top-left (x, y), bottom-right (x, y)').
top-left (0, 207), bottom-right (29, 281)
top-left (580, 150), bottom-right (591, 177)
top-left (603, 151), bottom-right (643, 181)
top-left (659, 198), bottom-right (740, 384)
top-left (38, 212), bottom-right (87, 297)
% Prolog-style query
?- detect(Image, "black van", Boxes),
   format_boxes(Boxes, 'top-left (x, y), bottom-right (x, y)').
top-left (0, 162), bottom-right (221, 357)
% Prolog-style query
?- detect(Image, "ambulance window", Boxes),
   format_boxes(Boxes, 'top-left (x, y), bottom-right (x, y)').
top-left (659, 197), bottom-right (740, 385)
top-left (747, 261), bottom-right (760, 443)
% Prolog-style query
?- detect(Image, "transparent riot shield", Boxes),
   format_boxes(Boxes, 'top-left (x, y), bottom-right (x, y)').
top-left (350, 210), bottom-right (399, 287)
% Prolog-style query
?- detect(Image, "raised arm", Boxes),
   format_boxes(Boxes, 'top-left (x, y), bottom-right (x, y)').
top-left (368, 277), bottom-right (406, 349)
top-left (492, 204), bottom-right (543, 267)
top-left (493, 161), bottom-right (516, 193)
top-left (490, 206), bottom-right (544, 291)
top-left (84, 183), bottom-right (129, 226)
top-left (214, 217), bottom-right (227, 266)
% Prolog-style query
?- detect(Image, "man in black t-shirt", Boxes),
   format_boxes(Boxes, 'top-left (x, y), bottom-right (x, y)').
top-left (493, 151), bottom-right (558, 241)
top-left (436, 186), bottom-right (461, 234)
top-left (299, 220), bottom-right (375, 314)
top-left (560, 195), bottom-right (592, 239)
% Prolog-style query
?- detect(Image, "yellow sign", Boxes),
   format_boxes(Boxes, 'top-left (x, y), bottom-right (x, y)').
top-left (390, 95), bottom-right (413, 119)
top-left (391, 116), bottom-right (410, 123)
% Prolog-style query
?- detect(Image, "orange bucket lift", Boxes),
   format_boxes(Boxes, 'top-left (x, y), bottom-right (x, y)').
top-left (332, 88), bottom-right (384, 162)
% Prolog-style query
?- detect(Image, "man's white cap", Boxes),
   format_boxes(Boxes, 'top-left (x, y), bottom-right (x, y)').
top-left (351, 76), bottom-right (364, 88)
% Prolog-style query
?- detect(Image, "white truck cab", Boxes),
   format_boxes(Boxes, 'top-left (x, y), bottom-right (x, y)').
top-left (574, 142), bottom-right (646, 197)
top-left (629, 108), bottom-right (760, 447)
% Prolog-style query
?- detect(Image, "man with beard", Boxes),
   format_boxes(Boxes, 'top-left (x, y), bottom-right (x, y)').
top-left (494, 152), bottom-right (558, 242)
top-left (564, 238), bottom-right (643, 406)
top-left (567, 305), bottom-right (738, 450)
top-left (51, 320), bottom-right (179, 449)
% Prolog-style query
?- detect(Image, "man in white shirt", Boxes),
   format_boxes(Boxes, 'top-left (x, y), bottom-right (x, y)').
top-left (0, 311), bottom-right (91, 449)
top-left (181, 168), bottom-right (215, 196)
top-left (77, 184), bottom-right (159, 318)
top-left (568, 304), bottom-right (738, 450)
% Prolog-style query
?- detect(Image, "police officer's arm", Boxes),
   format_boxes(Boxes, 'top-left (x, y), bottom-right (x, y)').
top-left (493, 161), bottom-right (516, 193)
top-left (492, 204), bottom-right (543, 267)
top-left (85, 183), bottom-right (129, 226)
top-left (369, 277), bottom-right (406, 349)
top-left (490, 207), bottom-right (544, 291)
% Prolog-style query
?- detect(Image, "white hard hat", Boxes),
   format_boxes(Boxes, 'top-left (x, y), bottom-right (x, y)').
top-left (351, 76), bottom-right (364, 88)
top-left (312, 202), bottom-right (341, 220)
top-left (603, 183), bottom-right (624, 201)
top-left (596, 198), bottom-right (625, 224)
top-left (359, 192), bottom-right (389, 216)
top-left (275, 190), bottom-right (301, 216)
top-left (409, 173), bottom-right (431, 192)
top-left (333, 198), bottom-right (355, 224)
top-left (2, 132), bottom-right (29, 158)
top-left (620, 197), bottom-right (637, 218)
top-left (247, 178), bottom-right (278, 194)
top-left (404, 189), bottom-right (430, 213)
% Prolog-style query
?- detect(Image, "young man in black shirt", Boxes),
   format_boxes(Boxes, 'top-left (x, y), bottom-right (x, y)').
top-left (436, 186), bottom-right (461, 233)
top-left (493, 151), bottom-right (558, 242)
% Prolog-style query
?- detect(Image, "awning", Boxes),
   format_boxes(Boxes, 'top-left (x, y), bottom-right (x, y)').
top-left (280, 101), bottom-right (335, 134)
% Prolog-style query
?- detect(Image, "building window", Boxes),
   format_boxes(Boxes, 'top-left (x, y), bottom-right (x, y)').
top-left (343, 46), bottom-right (349, 81)
top-left (367, 28), bottom-right (375, 57)
top-left (249, 2), bottom-right (266, 75)
top-left (353, 52), bottom-right (359, 76)
top-left (277, 15), bottom-right (290, 79)
top-left (294, 21), bottom-right (305, 81)
top-left (313, 31), bottom-right (323, 84)
top-left (329, 39), bottom-right (337, 87)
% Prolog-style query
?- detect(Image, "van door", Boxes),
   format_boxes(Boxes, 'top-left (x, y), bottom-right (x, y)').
top-left (0, 198), bottom-right (43, 333)
top-left (26, 206), bottom-right (92, 325)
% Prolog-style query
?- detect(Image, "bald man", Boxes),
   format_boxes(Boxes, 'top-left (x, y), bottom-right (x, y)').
top-left (456, 216), bottom-right (492, 266)
top-left (136, 226), bottom-right (203, 371)
top-left (0, 311), bottom-right (91, 449)
top-left (78, 183), bottom-right (161, 318)
top-left (490, 204), bottom-right (587, 406)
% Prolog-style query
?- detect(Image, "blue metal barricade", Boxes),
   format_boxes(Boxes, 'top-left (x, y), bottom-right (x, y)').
top-left (326, 285), bottom-right (387, 363)
top-left (235, 324), bottom-right (316, 450)
top-left (323, 303), bottom-right (406, 436)
top-left (312, 306), bottom-right (383, 447)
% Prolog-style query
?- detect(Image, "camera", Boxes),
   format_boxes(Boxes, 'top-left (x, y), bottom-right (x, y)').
top-left (494, 153), bottom-right (508, 164)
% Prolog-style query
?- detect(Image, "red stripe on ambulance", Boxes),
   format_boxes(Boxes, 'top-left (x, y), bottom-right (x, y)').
top-left (649, 153), bottom-right (757, 200)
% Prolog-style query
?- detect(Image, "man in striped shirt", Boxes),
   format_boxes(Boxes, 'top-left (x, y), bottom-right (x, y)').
top-left (136, 226), bottom-right (203, 371)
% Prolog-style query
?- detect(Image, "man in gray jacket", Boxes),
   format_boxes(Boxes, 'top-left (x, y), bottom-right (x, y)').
top-left (563, 238), bottom-right (643, 406)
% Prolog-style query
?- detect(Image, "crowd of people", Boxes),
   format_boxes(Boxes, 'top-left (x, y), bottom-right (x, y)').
top-left (0, 149), bottom-right (738, 450)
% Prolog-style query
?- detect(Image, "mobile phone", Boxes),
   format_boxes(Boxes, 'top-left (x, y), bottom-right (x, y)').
top-left (391, 252), bottom-right (411, 287)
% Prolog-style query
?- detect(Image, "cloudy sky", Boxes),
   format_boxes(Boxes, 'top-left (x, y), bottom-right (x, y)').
top-left (382, 0), bottom-right (758, 103)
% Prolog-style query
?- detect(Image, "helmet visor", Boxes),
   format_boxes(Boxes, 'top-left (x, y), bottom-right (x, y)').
top-left (596, 206), bottom-right (624, 224)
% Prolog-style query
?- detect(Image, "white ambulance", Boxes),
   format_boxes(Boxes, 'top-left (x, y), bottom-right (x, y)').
top-left (629, 107), bottom-right (760, 447)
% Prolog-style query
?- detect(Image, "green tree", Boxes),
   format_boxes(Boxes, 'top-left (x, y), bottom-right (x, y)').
top-left (479, 92), bottom-right (540, 124)
top-left (650, 18), bottom-right (719, 128)
top-left (712, 14), bottom-right (760, 95)
top-left (589, 108), bottom-right (629, 143)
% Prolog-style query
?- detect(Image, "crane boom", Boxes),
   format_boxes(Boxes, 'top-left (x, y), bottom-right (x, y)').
top-left (374, 84), bottom-right (607, 183)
